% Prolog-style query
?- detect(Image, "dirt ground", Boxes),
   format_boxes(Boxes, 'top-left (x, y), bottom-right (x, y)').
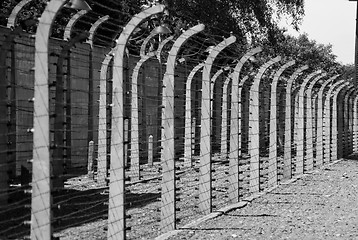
top-left (164, 157), bottom-right (358, 240)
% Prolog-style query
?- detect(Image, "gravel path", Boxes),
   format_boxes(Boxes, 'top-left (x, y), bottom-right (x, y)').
top-left (164, 158), bottom-right (358, 240)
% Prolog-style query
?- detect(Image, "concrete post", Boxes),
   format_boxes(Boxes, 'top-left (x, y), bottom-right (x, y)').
top-left (228, 47), bottom-right (262, 202)
top-left (283, 65), bottom-right (308, 179)
top-left (248, 56), bottom-right (281, 193)
top-left (109, 5), bottom-right (166, 239)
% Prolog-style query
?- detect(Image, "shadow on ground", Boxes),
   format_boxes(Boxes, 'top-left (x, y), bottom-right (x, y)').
top-left (0, 186), bottom-right (160, 239)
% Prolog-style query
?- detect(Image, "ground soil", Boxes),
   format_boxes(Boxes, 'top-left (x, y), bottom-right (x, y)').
top-left (4, 156), bottom-right (357, 239)
top-left (166, 157), bottom-right (358, 240)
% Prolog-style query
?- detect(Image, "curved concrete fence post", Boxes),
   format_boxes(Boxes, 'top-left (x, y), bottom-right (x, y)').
top-left (228, 47), bottom-right (262, 202)
top-left (283, 65), bottom-right (308, 179)
top-left (295, 70), bottom-right (322, 174)
top-left (305, 73), bottom-right (327, 170)
top-left (130, 29), bottom-right (161, 181)
top-left (87, 16), bottom-right (110, 148)
top-left (156, 36), bottom-right (174, 63)
top-left (331, 83), bottom-right (351, 160)
top-left (97, 48), bottom-right (115, 186)
top-left (349, 92), bottom-right (358, 155)
top-left (347, 88), bottom-right (356, 156)
top-left (248, 56), bottom-right (281, 194)
top-left (87, 15), bottom-right (110, 47)
top-left (110, 5), bottom-right (166, 239)
top-left (316, 75), bottom-right (339, 167)
top-left (292, 90), bottom-right (301, 174)
top-left (63, 9), bottom-right (89, 40)
top-left (133, 36), bottom-right (176, 165)
top-left (184, 63), bottom-right (204, 167)
top-left (221, 75), bottom-right (232, 160)
top-left (160, 24), bottom-right (205, 232)
top-left (7, 0), bottom-right (33, 28)
top-left (353, 95), bottom-right (358, 152)
top-left (199, 35), bottom-right (236, 214)
top-left (348, 90), bottom-right (357, 154)
top-left (131, 34), bottom-right (173, 177)
top-left (268, 60), bottom-right (295, 187)
top-left (323, 80), bottom-right (346, 163)
top-left (349, 89), bottom-right (356, 155)
top-left (342, 88), bottom-right (356, 157)
top-left (210, 66), bottom-right (230, 156)
top-left (32, 0), bottom-right (68, 238)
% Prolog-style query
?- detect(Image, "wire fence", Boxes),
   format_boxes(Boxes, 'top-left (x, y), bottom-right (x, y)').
top-left (0, 1), bottom-right (356, 240)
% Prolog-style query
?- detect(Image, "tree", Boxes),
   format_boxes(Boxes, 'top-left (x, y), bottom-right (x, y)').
top-left (162, 0), bottom-right (305, 44)
top-left (1, 0), bottom-right (305, 44)
top-left (269, 33), bottom-right (341, 73)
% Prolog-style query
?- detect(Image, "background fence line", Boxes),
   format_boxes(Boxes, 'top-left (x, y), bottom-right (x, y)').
top-left (0, 2), bottom-right (356, 240)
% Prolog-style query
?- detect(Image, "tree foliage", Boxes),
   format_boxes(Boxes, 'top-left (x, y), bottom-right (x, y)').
top-left (0, 0), bottom-right (349, 75)
top-left (163, 0), bottom-right (304, 44)
top-left (268, 33), bottom-right (340, 72)
top-left (1, 0), bottom-right (304, 43)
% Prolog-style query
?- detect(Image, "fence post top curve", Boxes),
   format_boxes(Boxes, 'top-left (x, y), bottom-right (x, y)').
top-left (252, 56), bottom-right (281, 88)
top-left (325, 74), bottom-right (340, 85)
top-left (7, 0), bottom-right (33, 28)
top-left (113, 4), bottom-right (166, 61)
top-left (36, 0), bottom-right (67, 52)
top-left (298, 69), bottom-right (323, 94)
top-left (238, 46), bottom-right (263, 64)
top-left (343, 84), bottom-right (356, 96)
top-left (186, 62), bottom-right (204, 85)
top-left (140, 26), bottom-right (173, 57)
top-left (272, 60), bottom-right (295, 86)
top-left (213, 35), bottom-right (236, 50)
top-left (64, 9), bottom-right (89, 40)
top-left (329, 79), bottom-right (346, 90)
top-left (87, 15), bottom-right (110, 47)
top-left (210, 66), bottom-right (231, 95)
top-left (202, 36), bottom-right (236, 86)
top-left (332, 82), bottom-right (351, 97)
top-left (211, 66), bottom-right (231, 80)
top-left (168, 24), bottom-right (205, 57)
top-left (323, 79), bottom-right (346, 100)
top-left (156, 35), bottom-right (174, 62)
top-left (231, 47), bottom-right (262, 81)
top-left (327, 81), bottom-right (349, 98)
top-left (223, 74), bottom-right (232, 85)
top-left (287, 65), bottom-right (309, 89)
top-left (204, 36), bottom-right (236, 64)
top-left (306, 72), bottom-right (328, 93)
top-left (102, 48), bottom-right (116, 66)
top-left (317, 74), bottom-right (340, 97)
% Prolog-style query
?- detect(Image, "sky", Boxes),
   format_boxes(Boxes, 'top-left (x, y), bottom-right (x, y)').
top-left (282, 0), bottom-right (356, 64)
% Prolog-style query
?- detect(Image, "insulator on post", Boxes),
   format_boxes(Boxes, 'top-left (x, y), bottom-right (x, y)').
top-left (24, 189), bottom-right (32, 194)
top-left (23, 220), bottom-right (31, 225)
top-left (52, 204), bottom-right (61, 210)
